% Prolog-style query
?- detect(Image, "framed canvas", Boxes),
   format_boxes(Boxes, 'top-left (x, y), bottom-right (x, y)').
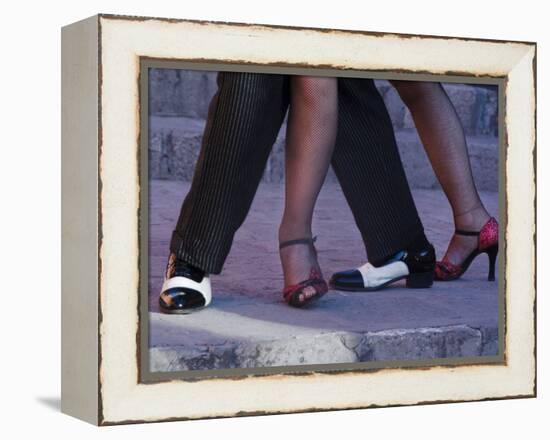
top-left (61, 13), bottom-right (536, 425)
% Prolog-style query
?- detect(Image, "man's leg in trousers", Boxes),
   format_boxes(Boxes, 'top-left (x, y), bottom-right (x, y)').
top-left (332, 77), bottom-right (425, 266)
top-left (170, 72), bottom-right (290, 274)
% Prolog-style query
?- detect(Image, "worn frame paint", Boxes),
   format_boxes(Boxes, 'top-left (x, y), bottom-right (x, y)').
top-left (62, 13), bottom-right (536, 426)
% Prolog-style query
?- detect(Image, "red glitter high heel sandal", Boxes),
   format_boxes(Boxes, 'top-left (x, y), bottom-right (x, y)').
top-left (279, 237), bottom-right (328, 308)
top-left (435, 217), bottom-right (498, 281)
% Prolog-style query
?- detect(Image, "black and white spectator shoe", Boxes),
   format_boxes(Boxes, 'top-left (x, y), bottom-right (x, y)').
top-left (158, 254), bottom-right (212, 314)
top-left (329, 244), bottom-right (436, 291)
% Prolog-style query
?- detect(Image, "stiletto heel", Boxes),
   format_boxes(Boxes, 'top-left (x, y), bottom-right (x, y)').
top-left (486, 245), bottom-right (498, 281)
top-left (435, 217), bottom-right (499, 282)
top-left (279, 237), bottom-right (328, 307)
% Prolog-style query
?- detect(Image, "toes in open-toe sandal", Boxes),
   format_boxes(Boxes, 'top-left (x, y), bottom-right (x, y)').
top-left (279, 237), bottom-right (328, 308)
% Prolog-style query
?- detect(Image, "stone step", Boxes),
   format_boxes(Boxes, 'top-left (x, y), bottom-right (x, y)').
top-left (150, 320), bottom-right (497, 372)
top-left (149, 69), bottom-right (218, 120)
top-left (148, 115), bottom-right (498, 191)
top-left (396, 129), bottom-right (498, 192)
top-left (148, 69), bottom-right (499, 136)
top-left (375, 80), bottom-right (498, 137)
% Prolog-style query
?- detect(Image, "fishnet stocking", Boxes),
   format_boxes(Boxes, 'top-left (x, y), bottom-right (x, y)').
top-left (279, 76), bottom-right (338, 286)
top-left (391, 80), bottom-right (491, 265)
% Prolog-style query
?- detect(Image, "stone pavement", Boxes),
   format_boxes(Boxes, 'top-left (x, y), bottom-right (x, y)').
top-left (148, 180), bottom-right (499, 372)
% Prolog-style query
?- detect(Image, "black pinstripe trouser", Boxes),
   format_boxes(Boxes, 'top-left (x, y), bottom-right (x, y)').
top-left (170, 72), bottom-right (424, 274)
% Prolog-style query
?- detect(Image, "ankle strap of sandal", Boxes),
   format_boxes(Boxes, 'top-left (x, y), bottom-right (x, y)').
top-left (455, 229), bottom-right (480, 236)
top-left (279, 236), bottom-right (317, 250)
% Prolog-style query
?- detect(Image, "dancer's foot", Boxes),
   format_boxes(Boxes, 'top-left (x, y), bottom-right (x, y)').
top-left (158, 253), bottom-right (212, 314)
top-left (330, 242), bottom-right (436, 291)
top-left (442, 206), bottom-right (491, 266)
top-left (435, 216), bottom-right (498, 282)
top-left (278, 236), bottom-right (328, 307)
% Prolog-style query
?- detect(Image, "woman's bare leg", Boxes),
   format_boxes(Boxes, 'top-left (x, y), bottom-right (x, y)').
top-left (391, 80), bottom-right (491, 265)
top-left (279, 76), bottom-right (338, 287)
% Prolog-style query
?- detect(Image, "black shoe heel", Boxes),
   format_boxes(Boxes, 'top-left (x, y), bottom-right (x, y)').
top-left (486, 245), bottom-right (498, 281)
top-left (406, 271), bottom-right (434, 288)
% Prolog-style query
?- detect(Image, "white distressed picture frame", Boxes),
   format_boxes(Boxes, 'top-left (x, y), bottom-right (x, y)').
top-left (61, 14), bottom-right (536, 425)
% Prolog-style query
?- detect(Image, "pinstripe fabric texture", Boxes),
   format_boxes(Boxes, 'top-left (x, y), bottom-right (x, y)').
top-left (170, 72), bottom-right (424, 273)
top-left (170, 72), bottom-right (290, 272)
top-left (333, 78), bottom-right (424, 266)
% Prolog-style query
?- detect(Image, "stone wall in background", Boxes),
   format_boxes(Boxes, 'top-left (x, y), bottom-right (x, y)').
top-left (149, 69), bottom-right (219, 119)
top-left (148, 69), bottom-right (499, 191)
